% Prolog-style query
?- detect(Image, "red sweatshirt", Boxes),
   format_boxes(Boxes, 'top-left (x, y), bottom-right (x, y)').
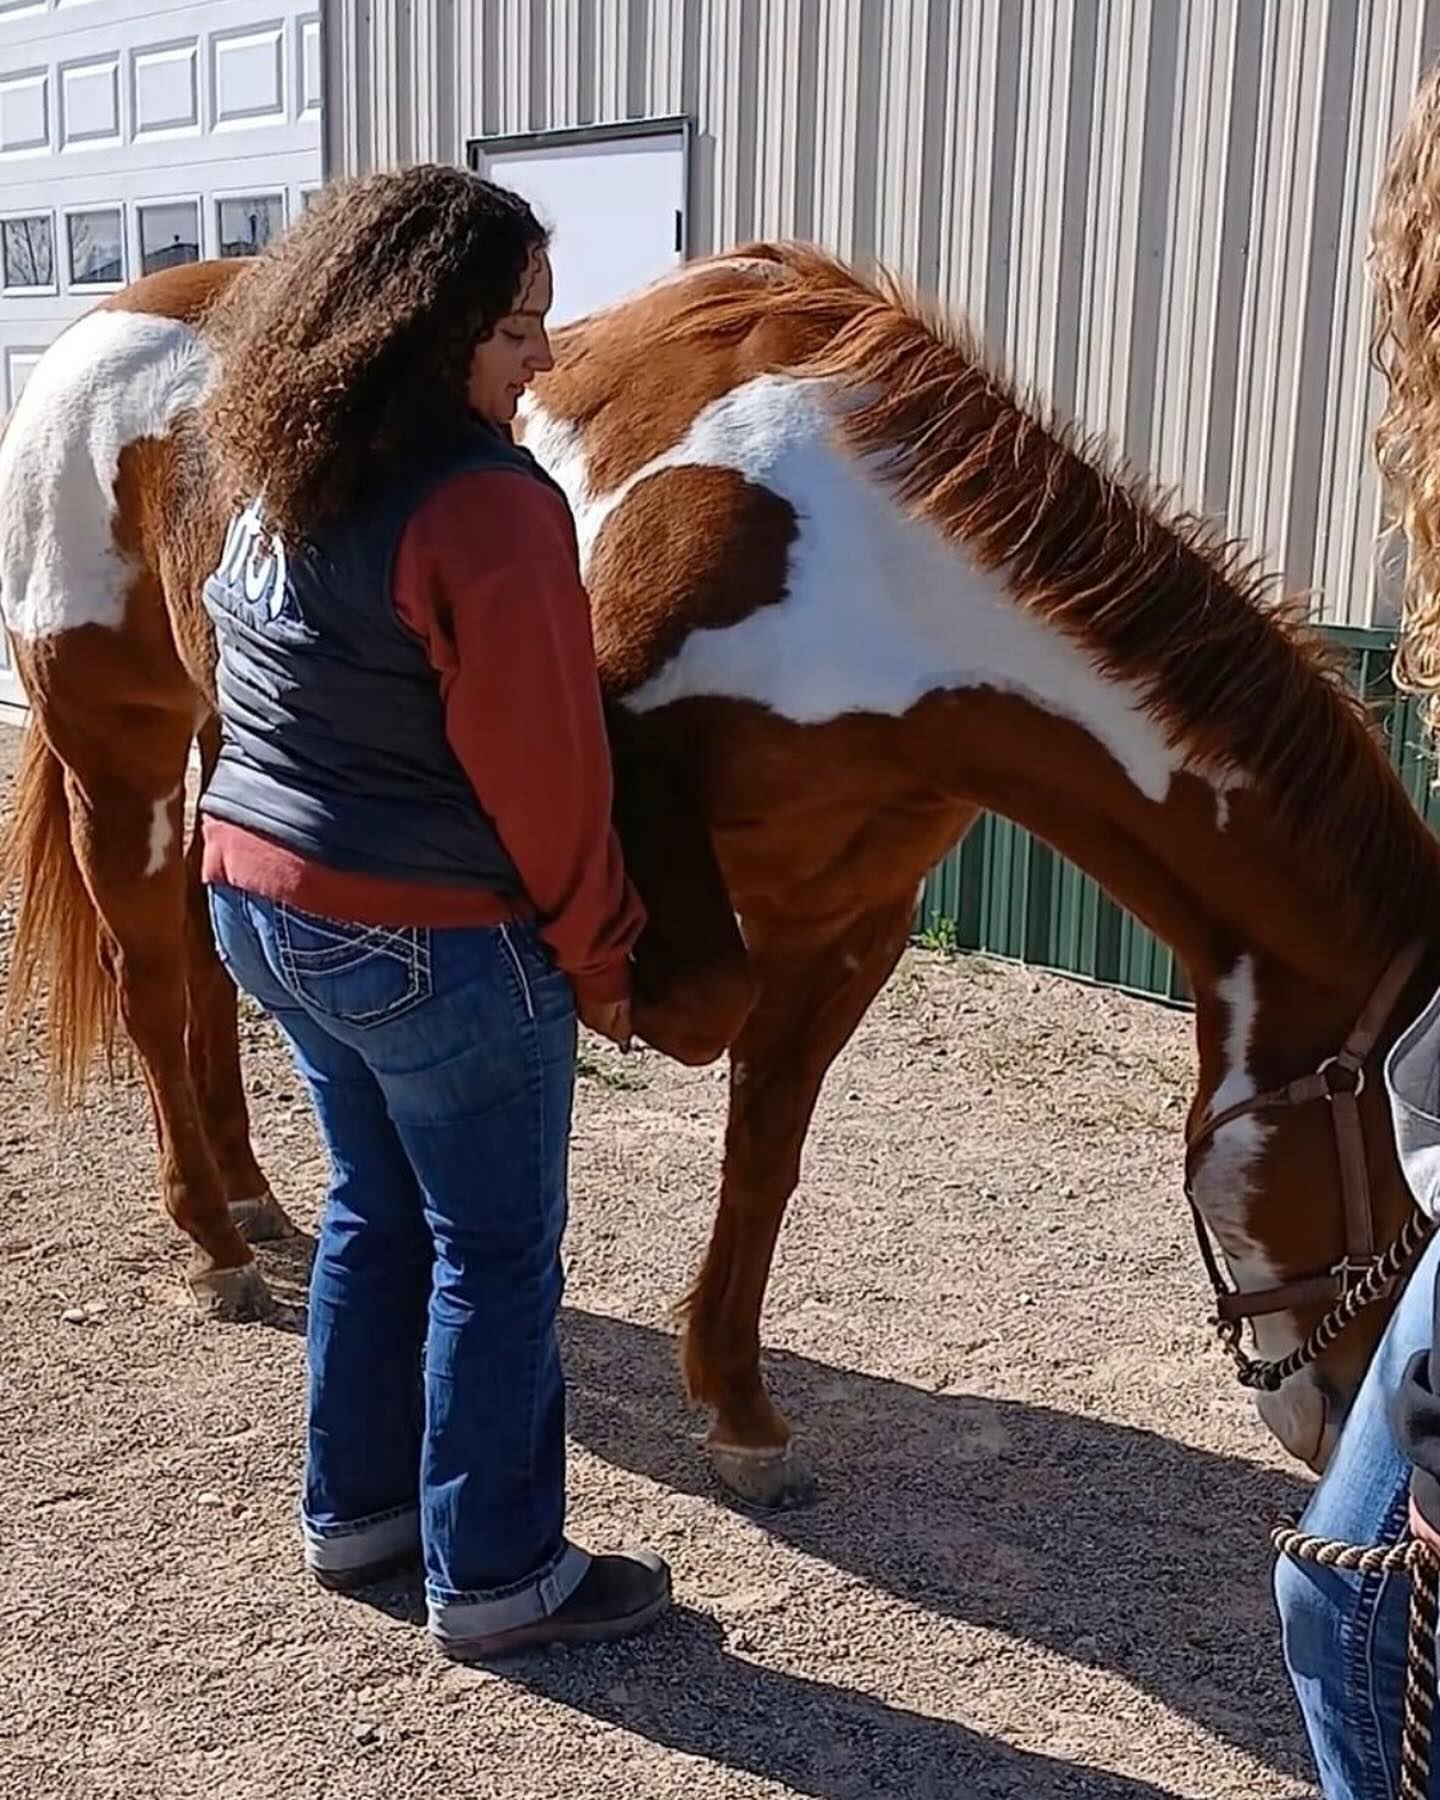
top-left (202, 469), bottom-right (645, 1011)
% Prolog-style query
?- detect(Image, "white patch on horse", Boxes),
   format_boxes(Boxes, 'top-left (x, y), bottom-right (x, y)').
top-left (516, 394), bottom-right (591, 516)
top-left (1212, 772), bottom-right (1249, 831)
top-left (1192, 957), bottom-right (1272, 1237)
top-left (527, 378), bottom-right (1196, 806)
top-left (1190, 957), bottom-right (1321, 1452)
top-left (1188, 964), bottom-right (1332, 1454)
top-left (0, 308), bottom-right (215, 641)
top-left (143, 785), bottom-right (181, 876)
top-left (701, 256), bottom-right (792, 284)
top-left (1192, 957), bottom-right (1304, 1357)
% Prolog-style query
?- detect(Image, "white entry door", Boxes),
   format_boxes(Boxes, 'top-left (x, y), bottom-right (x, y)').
top-left (468, 119), bottom-right (689, 327)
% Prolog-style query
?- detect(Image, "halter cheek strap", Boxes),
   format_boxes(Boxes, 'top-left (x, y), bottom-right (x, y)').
top-left (1184, 942), bottom-right (1432, 1388)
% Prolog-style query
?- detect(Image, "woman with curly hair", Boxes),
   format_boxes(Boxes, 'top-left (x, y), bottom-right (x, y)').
top-left (198, 164), bottom-right (670, 1660)
top-left (1274, 62), bottom-right (1440, 1797)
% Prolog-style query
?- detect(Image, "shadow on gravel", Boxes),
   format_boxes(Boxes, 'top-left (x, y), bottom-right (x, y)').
top-left (559, 1306), bottom-right (1315, 1792)
top-left (508, 1600), bottom-right (1195, 1800)
top-left (253, 1230), bottom-right (315, 1335)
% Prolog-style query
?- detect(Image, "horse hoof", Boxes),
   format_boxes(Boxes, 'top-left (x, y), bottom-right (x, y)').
top-left (229, 1190), bottom-right (300, 1243)
top-left (707, 1438), bottom-right (817, 1511)
top-left (188, 1260), bottom-right (275, 1323)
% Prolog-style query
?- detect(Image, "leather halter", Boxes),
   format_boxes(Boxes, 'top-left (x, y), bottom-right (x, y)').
top-left (1184, 942), bottom-right (1427, 1361)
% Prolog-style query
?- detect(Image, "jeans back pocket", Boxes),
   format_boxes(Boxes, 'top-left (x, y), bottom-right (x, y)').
top-left (275, 905), bottom-right (433, 1029)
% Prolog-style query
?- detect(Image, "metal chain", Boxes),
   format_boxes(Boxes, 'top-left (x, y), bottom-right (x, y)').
top-left (1218, 1213), bottom-right (1434, 1393)
top-left (1272, 1518), bottom-right (1439, 1800)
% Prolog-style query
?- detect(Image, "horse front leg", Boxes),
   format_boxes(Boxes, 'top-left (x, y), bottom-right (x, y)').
top-left (680, 895), bottom-right (917, 1509)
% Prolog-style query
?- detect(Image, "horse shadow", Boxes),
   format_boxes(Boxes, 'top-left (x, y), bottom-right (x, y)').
top-left (558, 1307), bottom-right (1317, 1787)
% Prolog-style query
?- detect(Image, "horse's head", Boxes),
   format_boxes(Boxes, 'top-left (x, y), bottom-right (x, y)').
top-left (1185, 944), bottom-right (1436, 1471)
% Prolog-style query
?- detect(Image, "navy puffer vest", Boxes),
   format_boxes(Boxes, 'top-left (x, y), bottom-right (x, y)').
top-left (201, 420), bottom-right (568, 894)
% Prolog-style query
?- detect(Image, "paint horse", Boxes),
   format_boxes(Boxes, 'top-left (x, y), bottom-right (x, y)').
top-left (3, 243), bottom-right (1438, 1509)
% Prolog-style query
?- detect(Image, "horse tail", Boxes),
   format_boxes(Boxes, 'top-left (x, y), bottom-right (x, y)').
top-left (1, 725), bottom-right (116, 1106)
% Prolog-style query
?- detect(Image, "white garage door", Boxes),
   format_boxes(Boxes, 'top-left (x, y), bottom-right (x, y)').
top-left (0, 0), bottom-right (323, 714)
top-left (468, 119), bottom-right (689, 328)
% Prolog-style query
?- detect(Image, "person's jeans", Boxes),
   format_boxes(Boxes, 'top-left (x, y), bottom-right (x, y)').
top-left (208, 883), bottom-right (588, 1643)
top-left (1275, 1228), bottom-right (1440, 1797)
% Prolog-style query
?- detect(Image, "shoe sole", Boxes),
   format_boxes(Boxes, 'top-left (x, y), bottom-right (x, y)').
top-left (435, 1581), bottom-right (672, 1663)
top-left (310, 1549), bottom-right (421, 1594)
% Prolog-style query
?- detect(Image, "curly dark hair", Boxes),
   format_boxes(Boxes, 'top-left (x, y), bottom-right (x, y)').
top-left (199, 164), bottom-right (549, 537)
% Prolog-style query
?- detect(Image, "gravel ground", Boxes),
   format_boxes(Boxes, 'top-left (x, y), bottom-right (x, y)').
top-left (0, 724), bottom-right (1321, 1799)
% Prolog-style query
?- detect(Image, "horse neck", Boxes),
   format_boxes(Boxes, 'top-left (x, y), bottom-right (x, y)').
top-left (913, 685), bottom-right (1432, 1095)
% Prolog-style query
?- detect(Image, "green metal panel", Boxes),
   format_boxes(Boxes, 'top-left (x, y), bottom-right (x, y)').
top-left (914, 626), bottom-right (1423, 1007)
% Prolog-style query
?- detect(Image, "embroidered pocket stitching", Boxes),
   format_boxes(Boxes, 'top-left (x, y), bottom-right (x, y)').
top-left (276, 908), bottom-right (431, 1026)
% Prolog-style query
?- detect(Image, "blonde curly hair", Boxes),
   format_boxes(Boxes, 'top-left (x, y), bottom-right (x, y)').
top-left (1373, 61), bottom-right (1440, 745)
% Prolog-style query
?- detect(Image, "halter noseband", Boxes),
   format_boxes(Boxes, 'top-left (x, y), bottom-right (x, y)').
top-left (1184, 942), bottom-right (1432, 1392)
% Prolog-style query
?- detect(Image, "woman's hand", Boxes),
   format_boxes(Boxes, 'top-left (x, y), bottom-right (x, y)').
top-left (581, 996), bottom-right (633, 1051)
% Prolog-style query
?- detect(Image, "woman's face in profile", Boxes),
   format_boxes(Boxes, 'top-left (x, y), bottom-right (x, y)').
top-left (468, 248), bottom-right (555, 427)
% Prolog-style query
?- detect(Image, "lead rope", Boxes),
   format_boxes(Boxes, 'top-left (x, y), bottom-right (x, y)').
top-left (1271, 1519), bottom-right (1440, 1797)
top-left (1218, 1212), bottom-right (1434, 1392)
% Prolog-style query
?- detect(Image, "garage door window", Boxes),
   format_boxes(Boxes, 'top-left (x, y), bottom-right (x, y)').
top-left (217, 194), bottom-right (284, 258)
top-left (67, 207), bottom-right (124, 288)
top-left (138, 201), bottom-right (200, 275)
top-left (1, 213), bottom-right (55, 292)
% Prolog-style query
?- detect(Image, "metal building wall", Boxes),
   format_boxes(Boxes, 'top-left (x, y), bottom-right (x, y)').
top-left (326, 0), bottom-right (1440, 627)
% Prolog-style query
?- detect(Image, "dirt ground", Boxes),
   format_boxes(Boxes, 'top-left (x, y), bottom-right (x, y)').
top-left (0, 724), bottom-right (1322, 1800)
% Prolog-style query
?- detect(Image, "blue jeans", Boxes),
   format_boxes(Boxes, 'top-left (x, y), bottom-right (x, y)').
top-left (1275, 1229), bottom-right (1440, 1797)
top-left (208, 884), bottom-right (589, 1643)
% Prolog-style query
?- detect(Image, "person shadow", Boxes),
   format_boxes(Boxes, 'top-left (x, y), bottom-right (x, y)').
top-left (261, 1242), bottom-right (1317, 1795)
top-left (506, 1599), bottom-right (1204, 1800)
top-left (349, 1576), bottom-right (1198, 1796)
top-left (556, 1307), bottom-right (1317, 1792)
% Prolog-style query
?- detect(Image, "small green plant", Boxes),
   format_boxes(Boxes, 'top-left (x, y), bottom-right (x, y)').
top-left (915, 915), bottom-right (959, 956)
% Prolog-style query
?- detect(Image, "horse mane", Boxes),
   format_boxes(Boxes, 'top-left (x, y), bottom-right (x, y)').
top-left (659, 242), bottom-right (1440, 956)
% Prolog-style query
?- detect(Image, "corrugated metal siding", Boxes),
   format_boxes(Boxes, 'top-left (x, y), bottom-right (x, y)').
top-left (326, 0), bottom-right (1440, 627)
